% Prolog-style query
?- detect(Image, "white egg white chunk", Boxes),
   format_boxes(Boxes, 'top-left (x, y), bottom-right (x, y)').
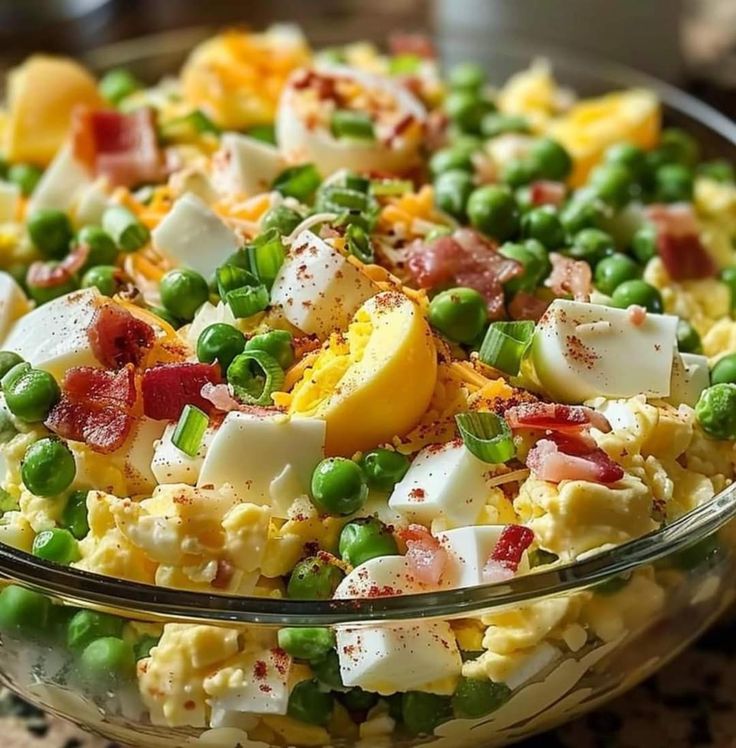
top-left (151, 193), bottom-right (241, 277)
top-left (1, 288), bottom-right (103, 378)
top-left (197, 411), bottom-right (326, 503)
top-left (0, 272), bottom-right (31, 342)
top-left (334, 555), bottom-right (427, 599)
top-left (0, 182), bottom-right (20, 223)
top-left (270, 229), bottom-right (376, 338)
top-left (212, 133), bottom-right (287, 197)
top-left (388, 440), bottom-right (490, 528)
top-left (74, 178), bottom-right (110, 227)
top-left (151, 422), bottom-right (215, 486)
top-left (487, 642), bottom-right (562, 691)
top-left (276, 65), bottom-right (426, 177)
top-left (116, 417), bottom-right (166, 495)
top-left (27, 143), bottom-right (91, 214)
top-left (531, 299), bottom-right (678, 403)
top-left (667, 352), bottom-right (710, 408)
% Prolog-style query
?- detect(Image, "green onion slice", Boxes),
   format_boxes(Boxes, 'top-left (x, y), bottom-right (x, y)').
top-left (345, 174), bottom-right (371, 194)
top-left (216, 265), bottom-right (258, 298)
top-left (247, 229), bottom-right (285, 289)
top-left (225, 284), bottom-right (269, 319)
top-left (330, 110), bottom-right (375, 141)
top-left (102, 206), bottom-right (150, 252)
top-left (478, 321), bottom-right (535, 376)
top-left (171, 404), bottom-right (208, 457)
top-left (318, 185), bottom-right (371, 213)
top-left (160, 110), bottom-right (221, 141)
top-left (370, 179), bottom-right (413, 196)
top-left (455, 412), bottom-right (516, 463)
top-left (272, 164), bottom-right (322, 202)
top-left (389, 53), bottom-right (422, 75)
top-left (346, 223), bottom-right (374, 264)
top-left (227, 350), bottom-right (285, 406)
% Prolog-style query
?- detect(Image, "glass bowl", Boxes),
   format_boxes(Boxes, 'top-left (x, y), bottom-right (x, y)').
top-left (0, 29), bottom-right (735, 748)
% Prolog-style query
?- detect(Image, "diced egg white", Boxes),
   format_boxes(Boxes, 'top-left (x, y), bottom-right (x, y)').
top-left (115, 417), bottom-right (166, 495)
top-left (151, 193), bottom-right (241, 277)
top-left (0, 182), bottom-right (20, 223)
top-left (334, 555), bottom-right (428, 599)
top-left (0, 272), bottom-right (31, 342)
top-left (212, 133), bottom-right (287, 197)
top-left (151, 422), bottom-right (215, 486)
top-left (27, 143), bottom-right (91, 214)
top-left (73, 178), bottom-right (110, 227)
top-left (388, 441), bottom-right (490, 528)
top-left (197, 411), bottom-right (326, 503)
top-left (531, 299), bottom-right (678, 403)
top-left (270, 229), bottom-right (376, 338)
top-left (667, 352), bottom-right (710, 408)
top-left (486, 642), bottom-right (562, 691)
top-left (268, 464), bottom-right (306, 518)
top-left (1, 288), bottom-right (103, 377)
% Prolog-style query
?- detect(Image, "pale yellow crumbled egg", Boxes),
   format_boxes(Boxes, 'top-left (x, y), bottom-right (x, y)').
top-left (497, 60), bottom-right (569, 131)
top-left (0, 510), bottom-right (34, 552)
top-left (703, 317), bottom-right (736, 363)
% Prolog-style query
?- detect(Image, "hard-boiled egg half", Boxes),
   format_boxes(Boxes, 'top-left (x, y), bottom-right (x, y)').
top-left (276, 65), bottom-right (426, 176)
top-left (285, 291), bottom-right (437, 456)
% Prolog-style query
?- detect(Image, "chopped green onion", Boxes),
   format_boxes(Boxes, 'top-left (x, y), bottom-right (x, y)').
top-left (216, 265), bottom-right (258, 298)
top-left (331, 110), bottom-right (375, 141)
top-left (102, 206), bottom-right (150, 252)
top-left (160, 110), bottom-right (220, 141)
top-left (455, 412), bottom-right (516, 463)
top-left (247, 124), bottom-right (277, 145)
top-left (227, 350), bottom-right (285, 406)
top-left (370, 179), bottom-right (413, 196)
top-left (99, 68), bottom-right (142, 106)
top-left (171, 405), bottom-right (208, 457)
top-left (478, 321), bottom-right (535, 376)
top-left (246, 229), bottom-right (285, 289)
top-left (318, 185), bottom-right (371, 213)
top-left (345, 174), bottom-right (371, 194)
top-left (225, 284), bottom-right (270, 318)
top-left (272, 164), bottom-right (321, 202)
top-left (389, 53), bottom-right (422, 76)
top-left (346, 224), bottom-right (374, 264)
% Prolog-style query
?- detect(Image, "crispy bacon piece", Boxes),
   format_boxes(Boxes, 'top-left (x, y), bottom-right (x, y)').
top-left (525, 438), bottom-right (624, 484)
top-left (529, 181), bottom-right (566, 208)
top-left (483, 525), bottom-right (534, 583)
top-left (399, 524), bottom-right (447, 585)
top-left (388, 32), bottom-right (436, 59)
top-left (508, 291), bottom-right (550, 322)
top-left (545, 252), bottom-right (592, 301)
top-left (88, 303), bottom-right (155, 369)
top-left (505, 402), bottom-right (612, 434)
top-left (45, 366), bottom-right (136, 453)
top-left (407, 229), bottom-right (522, 318)
top-left (72, 107), bottom-right (164, 188)
top-left (26, 244), bottom-right (90, 289)
top-left (142, 363), bottom-right (221, 421)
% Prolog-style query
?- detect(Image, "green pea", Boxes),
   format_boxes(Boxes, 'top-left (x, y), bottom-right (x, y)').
top-left (77, 226), bottom-right (118, 268)
top-left (287, 556), bottom-right (345, 600)
top-left (499, 240), bottom-right (549, 293)
top-left (361, 448), bottom-right (410, 490)
top-left (339, 688), bottom-right (379, 712)
top-left (560, 195), bottom-right (605, 235)
top-left (630, 224), bottom-right (659, 264)
top-left (0, 585), bottom-right (51, 636)
top-left (160, 268), bottom-right (209, 321)
top-left (594, 253), bottom-right (640, 295)
top-left (311, 649), bottom-right (344, 690)
top-left (434, 170), bottom-right (474, 221)
top-left (27, 270), bottom-right (79, 305)
top-left (428, 287), bottom-right (487, 344)
top-left (445, 90), bottom-right (493, 134)
top-left (102, 206), bottom-right (150, 252)
top-left (604, 142), bottom-right (647, 182)
top-left (659, 127), bottom-right (700, 168)
top-left (402, 691), bottom-right (453, 735)
top-left (677, 319), bottom-right (703, 355)
top-left (695, 383), bottom-right (736, 439)
top-left (467, 185), bottom-right (520, 241)
top-left (448, 62), bottom-right (486, 91)
top-left (668, 534), bottom-right (720, 572)
top-left (81, 265), bottom-right (122, 297)
top-left (244, 330), bottom-right (294, 369)
top-left (287, 679), bottom-right (334, 726)
top-left (149, 305), bottom-right (181, 328)
top-left (654, 163), bottom-right (694, 203)
top-left (480, 113), bottom-right (530, 139)
top-left (711, 353), bottom-right (736, 385)
top-left (197, 323), bottom-right (246, 371)
top-left (698, 160), bottom-right (735, 184)
top-left (528, 138), bottom-right (572, 181)
top-left (3, 364), bottom-right (60, 422)
top-left (451, 677), bottom-right (512, 718)
top-left (7, 164), bottom-right (42, 196)
top-left (21, 437), bottom-right (76, 497)
top-left (99, 68), bottom-right (142, 105)
top-left (610, 279), bottom-right (663, 313)
top-left (32, 528), bottom-right (80, 565)
top-left (80, 637), bottom-right (136, 686)
top-left (520, 205), bottom-right (565, 249)
top-left (310, 457), bottom-right (368, 516)
top-left (720, 266), bottom-right (736, 312)
top-left (0, 351), bottom-right (23, 380)
top-left (338, 517), bottom-right (398, 567)
top-left (566, 228), bottom-right (616, 265)
top-left (61, 489), bottom-right (90, 540)
top-left (27, 209), bottom-right (73, 260)
top-left (261, 205), bottom-right (303, 236)
top-left (429, 147), bottom-right (474, 177)
top-left (134, 634), bottom-right (160, 660)
top-left (67, 609), bottom-right (124, 652)
top-left (277, 627), bottom-right (335, 661)
top-left (589, 163), bottom-right (635, 208)
top-left (501, 159), bottom-right (539, 188)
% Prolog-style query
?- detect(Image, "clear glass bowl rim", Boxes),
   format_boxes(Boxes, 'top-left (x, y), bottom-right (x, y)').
top-left (1, 29), bottom-right (735, 627)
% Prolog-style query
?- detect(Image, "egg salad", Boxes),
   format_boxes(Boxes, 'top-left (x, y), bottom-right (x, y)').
top-left (0, 25), bottom-right (733, 746)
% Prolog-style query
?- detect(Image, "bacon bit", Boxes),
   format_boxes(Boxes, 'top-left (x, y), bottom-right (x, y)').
top-left (530, 181), bottom-right (566, 208)
top-left (508, 291), bottom-right (550, 322)
top-left (526, 438), bottom-right (624, 484)
top-left (385, 113), bottom-right (416, 147)
top-left (212, 560), bottom-right (235, 590)
top-left (26, 244), bottom-right (90, 289)
top-left (71, 107), bottom-right (164, 188)
top-left (483, 525), bottom-right (534, 582)
top-left (199, 382), bottom-right (281, 416)
top-left (88, 303), bottom-right (155, 369)
top-left (546, 252), bottom-right (592, 302)
top-left (388, 32), bottom-right (436, 59)
top-left (628, 304), bottom-right (647, 326)
top-left (407, 229), bottom-right (522, 318)
top-left (142, 363), bottom-right (221, 421)
top-left (292, 334), bottom-right (322, 359)
top-left (398, 524), bottom-right (447, 585)
top-left (45, 365), bottom-right (136, 453)
top-left (505, 402), bottom-right (612, 434)
top-left (291, 69), bottom-right (338, 101)
top-left (645, 203), bottom-right (699, 238)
